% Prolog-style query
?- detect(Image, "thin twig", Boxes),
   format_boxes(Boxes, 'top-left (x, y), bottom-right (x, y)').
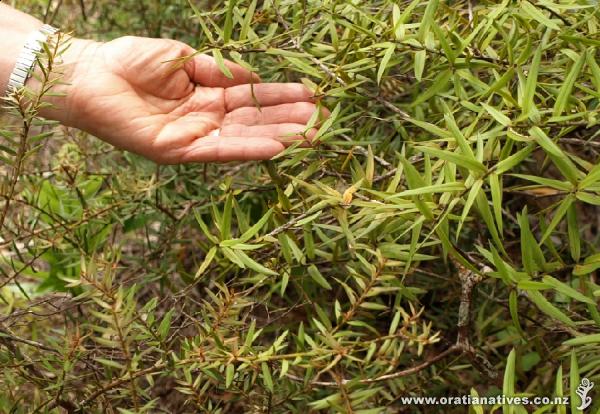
top-left (285, 345), bottom-right (459, 386)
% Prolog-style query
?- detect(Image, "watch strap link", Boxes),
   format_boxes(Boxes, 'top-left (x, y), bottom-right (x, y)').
top-left (6, 24), bottom-right (60, 95)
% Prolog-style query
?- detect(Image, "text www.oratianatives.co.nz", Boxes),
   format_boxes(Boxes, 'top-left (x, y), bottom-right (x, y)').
top-left (397, 395), bottom-right (570, 406)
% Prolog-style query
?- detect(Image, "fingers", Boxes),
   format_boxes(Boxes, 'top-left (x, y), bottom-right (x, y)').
top-left (224, 102), bottom-right (331, 126)
top-left (177, 122), bottom-right (315, 163)
top-left (190, 54), bottom-right (261, 88)
top-left (180, 136), bottom-right (285, 163)
top-left (221, 123), bottom-right (317, 143)
top-left (224, 83), bottom-right (315, 111)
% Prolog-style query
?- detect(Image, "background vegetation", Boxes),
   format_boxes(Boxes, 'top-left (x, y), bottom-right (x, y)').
top-left (1, 0), bottom-right (600, 412)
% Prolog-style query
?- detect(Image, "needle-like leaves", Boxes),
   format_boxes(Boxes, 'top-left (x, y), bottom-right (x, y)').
top-left (2, 1), bottom-right (600, 411)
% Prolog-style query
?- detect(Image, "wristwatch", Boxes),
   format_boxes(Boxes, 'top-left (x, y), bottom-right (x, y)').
top-left (6, 24), bottom-right (60, 95)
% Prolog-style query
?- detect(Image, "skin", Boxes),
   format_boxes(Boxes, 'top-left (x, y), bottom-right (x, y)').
top-left (0, 4), bottom-right (329, 164)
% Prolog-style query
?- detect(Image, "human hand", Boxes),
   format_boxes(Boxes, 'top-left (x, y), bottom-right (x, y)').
top-left (38, 36), bottom-right (328, 164)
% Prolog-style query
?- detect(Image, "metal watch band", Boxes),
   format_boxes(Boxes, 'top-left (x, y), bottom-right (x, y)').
top-left (6, 24), bottom-right (60, 95)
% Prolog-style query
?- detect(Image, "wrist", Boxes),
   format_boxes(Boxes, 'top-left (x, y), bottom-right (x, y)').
top-left (0, 4), bottom-right (44, 95)
top-left (25, 37), bottom-right (103, 128)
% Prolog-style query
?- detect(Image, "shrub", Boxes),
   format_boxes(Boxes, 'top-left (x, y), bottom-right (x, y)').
top-left (1, 0), bottom-right (599, 412)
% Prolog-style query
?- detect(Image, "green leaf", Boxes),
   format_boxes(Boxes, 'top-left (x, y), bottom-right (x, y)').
top-left (313, 102), bottom-right (340, 142)
top-left (517, 280), bottom-right (552, 290)
top-left (586, 46), bottom-right (600, 92)
top-left (377, 44), bottom-right (396, 85)
top-left (194, 210), bottom-right (219, 244)
top-left (415, 146), bottom-right (487, 174)
top-left (225, 364), bottom-right (235, 388)
top-left (195, 246), bottom-right (217, 279)
top-left (396, 0), bottom-right (420, 26)
top-left (573, 253), bottom-right (600, 276)
top-left (576, 191), bottom-right (600, 205)
top-left (261, 362), bottom-right (274, 392)
top-left (494, 144), bottom-right (534, 175)
top-left (522, 46), bottom-right (542, 116)
top-left (265, 48), bottom-right (311, 59)
top-left (521, 1), bottom-right (560, 30)
top-left (512, 174), bottom-right (572, 190)
top-left (570, 351), bottom-right (581, 414)
top-left (485, 67), bottom-right (516, 97)
top-left (411, 69), bottom-right (452, 106)
top-left (243, 318), bottom-right (258, 351)
top-left (539, 195), bottom-right (574, 244)
top-left (295, 211), bottom-right (322, 226)
top-left (417, 0), bottom-right (439, 41)
top-left (240, 208), bottom-right (273, 242)
top-left (365, 145), bottom-right (375, 187)
top-left (414, 50), bottom-right (426, 82)
top-left (279, 268), bottom-right (289, 297)
top-left (212, 48), bottom-right (234, 79)
top-left (527, 290), bottom-right (575, 327)
top-left (529, 126), bottom-right (580, 183)
top-left (509, 290), bottom-right (525, 336)
top-left (408, 118), bottom-right (452, 139)
top-left (555, 366), bottom-right (564, 414)
top-left (563, 333), bottom-right (600, 346)
top-left (187, 0), bottom-right (214, 42)
top-left (566, 204), bottom-right (580, 262)
top-left (388, 182), bottom-right (464, 198)
top-left (280, 359), bottom-right (289, 378)
top-left (221, 193), bottom-right (234, 240)
top-left (503, 348), bottom-right (516, 414)
top-left (307, 264), bottom-right (332, 290)
top-left (355, 409), bottom-right (387, 414)
top-left (475, 190), bottom-right (505, 255)
top-left (481, 103), bottom-right (512, 126)
top-left (553, 51), bottom-right (586, 116)
top-left (285, 56), bottom-right (323, 78)
top-left (158, 309), bottom-right (174, 340)
top-left (529, 127), bottom-right (564, 159)
top-left (489, 173), bottom-right (503, 235)
top-left (239, 0), bottom-right (257, 41)
top-left (223, 0), bottom-right (237, 43)
top-left (579, 162), bottom-right (600, 189)
top-left (490, 245), bottom-right (516, 284)
top-left (444, 112), bottom-right (474, 159)
top-left (96, 358), bottom-right (125, 370)
top-left (309, 393), bottom-right (341, 409)
top-left (542, 275), bottom-right (594, 304)
top-left (457, 179), bottom-right (483, 238)
top-left (470, 388), bottom-right (485, 414)
top-left (519, 209), bottom-right (545, 274)
top-left (234, 249), bottom-right (278, 276)
top-left (431, 22), bottom-right (455, 62)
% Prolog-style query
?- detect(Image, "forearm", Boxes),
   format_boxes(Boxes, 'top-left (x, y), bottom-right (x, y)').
top-left (0, 4), bottom-right (100, 127)
top-left (0, 3), bottom-right (44, 95)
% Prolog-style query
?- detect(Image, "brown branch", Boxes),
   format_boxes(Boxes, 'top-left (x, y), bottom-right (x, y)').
top-left (263, 211), bottom-right (313, 238)
top-left (452, 260), bottom-right (497, 379)
top-left (285, 260), bottom-right (497, 387)
top-left (43, 364), bottom-right (167, 412)
top-left (0, 325), bottom-right (59, 353)
top-left (285, 345), bottom-right (460, 386)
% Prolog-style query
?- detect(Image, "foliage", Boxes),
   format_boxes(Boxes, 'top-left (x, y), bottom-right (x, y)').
top-left (1, 0), bottom-right (600, 412)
